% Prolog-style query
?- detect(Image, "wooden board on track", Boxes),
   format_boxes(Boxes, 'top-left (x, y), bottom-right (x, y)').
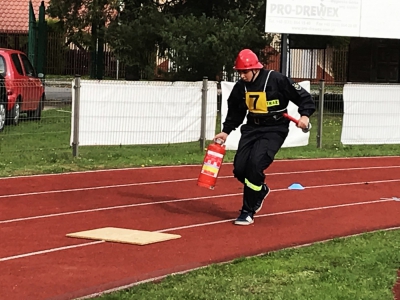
top-left (66, 227), bottom-right (181, 245)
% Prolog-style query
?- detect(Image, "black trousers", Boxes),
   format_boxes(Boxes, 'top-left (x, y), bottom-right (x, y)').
top-left (233, 123), bottom-right (289, 213)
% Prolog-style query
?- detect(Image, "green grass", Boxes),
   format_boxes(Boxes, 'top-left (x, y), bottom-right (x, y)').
top-left (0, 107), bottom-right (400, 177)
top-left (95, 230), bottom-right (400, 300)
top-left (310, 84), bottom-right (344, 94)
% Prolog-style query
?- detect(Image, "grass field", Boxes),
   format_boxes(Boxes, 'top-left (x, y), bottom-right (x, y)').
top-left (95, 230), bottom-right (400, 300)
top-left (1, 108), bottom-right (399, 299)
top-left (0, 107), bottom-right (399, 177)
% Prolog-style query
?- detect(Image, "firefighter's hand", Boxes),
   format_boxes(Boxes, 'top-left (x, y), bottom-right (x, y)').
top-left (214, 132), bottom-right (228, 143)
top-left (297, 116), bottom-right (310, 130)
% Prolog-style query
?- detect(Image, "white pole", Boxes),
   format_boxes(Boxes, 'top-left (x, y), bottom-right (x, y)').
top-left (116, 59), bottom-right (120, 80)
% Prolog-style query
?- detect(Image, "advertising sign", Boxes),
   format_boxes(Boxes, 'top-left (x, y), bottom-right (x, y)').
top-left (265, 0), bottom-right (400, 39)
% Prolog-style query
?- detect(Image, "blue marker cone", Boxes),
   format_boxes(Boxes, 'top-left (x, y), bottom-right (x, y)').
top-left (288, 183), bottom-right (305, 190)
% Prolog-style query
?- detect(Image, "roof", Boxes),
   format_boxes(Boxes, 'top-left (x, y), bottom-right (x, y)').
top-left (0, 0), bottom-right (50, 32)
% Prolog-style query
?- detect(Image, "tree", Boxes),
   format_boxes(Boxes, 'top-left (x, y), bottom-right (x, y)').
top-left (160, 0), bottom-right (271, 81)
top-left (105, 1), bottom-right (166, 80)
top-left (46, 0), bottom-right (116, 79)
top-left (47, 0), bottom-right (274, 81)
top-left (160, 10), bottom-right (268, 81)
top-left (108, 0), bottom-right (272, 81)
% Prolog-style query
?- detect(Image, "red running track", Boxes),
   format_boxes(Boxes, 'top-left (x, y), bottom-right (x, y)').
top-left (1, 156), bottom-right (400, 300)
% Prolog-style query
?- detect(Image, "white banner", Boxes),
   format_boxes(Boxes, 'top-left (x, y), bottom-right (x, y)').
top-left (341, 84), bottom-right (400, 145)
top-left (265, 0), bottom-right (400, 39)
top-left (359, 0), bottom-right (400, 39)
top-left (265, 0), bottom-right (361, 37)
top-left (220, 80), bottom-right (311, 150)
top-left (71, 80), bottom-right (218, 146)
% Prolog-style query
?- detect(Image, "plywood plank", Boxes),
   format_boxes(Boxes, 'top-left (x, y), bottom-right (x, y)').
top-left (66, 227), bottom-right (181, 245)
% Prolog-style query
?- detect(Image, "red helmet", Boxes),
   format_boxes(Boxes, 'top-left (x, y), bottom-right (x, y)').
top-left (234, 49), bottom-right (263, 70)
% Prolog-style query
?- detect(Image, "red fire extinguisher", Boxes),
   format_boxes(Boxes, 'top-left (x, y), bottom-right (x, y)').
top-left (197, 139), bottom-right (226, 190)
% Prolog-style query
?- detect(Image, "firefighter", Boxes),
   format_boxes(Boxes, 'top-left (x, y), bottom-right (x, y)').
top-left (214, 49), bottom-right (316, 225)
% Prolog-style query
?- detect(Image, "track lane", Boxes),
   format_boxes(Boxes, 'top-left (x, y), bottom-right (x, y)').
top-left (1, 166), bottom-right (399, 220)
top-left (1, 181), bottom-right (399, 258)
top-left (0, 197), bottom-right (400, 300)
top-left (1, 157), bottom-right (400, 300)
top-left (1, 156), bottom-right (399, 196)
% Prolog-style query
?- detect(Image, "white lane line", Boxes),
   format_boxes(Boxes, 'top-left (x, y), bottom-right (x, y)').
top-left (0, 241), bottom-right (103, 262)
top-left (382, 197), bottom-right (400, 202)
top-left (1, 155), bottom-right (399, 180)
top-left (1, 165), bottom-right (400, 199)
top-left (0, 178), bottom-right (195, 199)
top-left (0, 193), bottom-right (240, 224)
top-left (157, 198), bottom-right (395, 233)
top-left (1, 178), bottom-right (400, 225)
top-left (1, 197), bottom-right (398, 263)
top-left (265, 165), bottom-right (400, 175)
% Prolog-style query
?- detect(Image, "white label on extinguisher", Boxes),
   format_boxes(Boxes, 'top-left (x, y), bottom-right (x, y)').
top-left (201, 150), bottom-right (224, 178)
top-left (207, 150), bottom-right (224, 158)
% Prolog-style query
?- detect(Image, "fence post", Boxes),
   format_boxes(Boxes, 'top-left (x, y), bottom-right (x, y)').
top-left (72, 75), bottom-right (81, 157)
top-left (317, 79), bottom-right (325, 148)
top-left (28, 1), bottom-right (37, 68)
top-left (116, 59), bottom-right (119, 80)
top-left (200, 76), bottom-right (208, 150)
top-left (280, 33), bottom-right (289, 76)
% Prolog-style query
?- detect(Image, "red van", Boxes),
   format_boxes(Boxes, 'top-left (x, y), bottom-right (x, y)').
top-left (0, 48), bottom-right (45, 127)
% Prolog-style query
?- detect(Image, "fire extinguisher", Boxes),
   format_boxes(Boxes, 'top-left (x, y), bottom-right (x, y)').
top-left (197, 138), bottom-right (226, 190)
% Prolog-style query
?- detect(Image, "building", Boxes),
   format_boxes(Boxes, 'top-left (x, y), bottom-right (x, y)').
top-left (0, 0), bottom-right (49, 33)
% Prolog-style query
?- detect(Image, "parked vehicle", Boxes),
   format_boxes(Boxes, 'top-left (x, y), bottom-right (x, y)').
top-left (0, 48), bottom-right (45, 126)
top-left (0, 73), bottom-right (5, 132)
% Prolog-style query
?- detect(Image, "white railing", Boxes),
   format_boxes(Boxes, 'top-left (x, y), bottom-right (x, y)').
top-left (341, 83), bottom-right (400, 145)
top-left (70, 78), bottom-right (218, 155)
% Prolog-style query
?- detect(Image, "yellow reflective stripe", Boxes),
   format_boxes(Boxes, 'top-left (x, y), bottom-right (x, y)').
top-left (267, 99), bottom-right (280, 107)
top-left (245, 178), bottom-right (262, 191)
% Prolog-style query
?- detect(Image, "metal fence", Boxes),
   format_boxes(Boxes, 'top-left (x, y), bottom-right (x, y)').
top-left (1, 31), bottom-right (349, 83)
top-left (0, 29), bottom-right (351, 158)
top-left (224, 43), bottom-right (348, 85)
top-left (312, 81), bottom-right (344, 149)
top-left (0, 31), bottom-right (124, 78)
top-left (0, 78), bottom-right (347, 159)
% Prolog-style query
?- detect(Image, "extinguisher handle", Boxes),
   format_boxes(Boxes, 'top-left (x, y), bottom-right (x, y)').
top-left (282, 113), bottom-right (312, 133)
top-left (282, 113), bottom-right (299, 124)
top-left (214, 138), bottom-right (225, 145)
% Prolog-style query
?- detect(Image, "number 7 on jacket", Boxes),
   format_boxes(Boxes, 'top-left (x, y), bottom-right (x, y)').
top-left (245, 92), bottom-right (267, 113)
